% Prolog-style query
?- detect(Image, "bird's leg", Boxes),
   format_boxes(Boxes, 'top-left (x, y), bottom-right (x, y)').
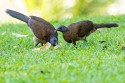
top-left (83, 36), bottom-right (87, 42)
top-left (83, 38), bottom-right (87, 42)
top-left (34, 42), bottom-right (39, 47)
top-left (73, 42), bottom-right (76, 45)
top-left (72, 41), bottom-right (78, 49)
top-left (40, 43), bottom-right (43, 46)
top-left (33, 36), bottom-right (40, 47)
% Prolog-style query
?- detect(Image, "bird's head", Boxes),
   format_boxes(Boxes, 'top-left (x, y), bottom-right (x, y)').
top-left (49, 36), bottom-right (58, 46)
top-left (56, 26), bottom-right (69, 33)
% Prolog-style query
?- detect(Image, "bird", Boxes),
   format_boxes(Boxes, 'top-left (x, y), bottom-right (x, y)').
top-left (56, 20), bottom-right (118, 45)
top-left (6, 9), bottom-right (58, 47)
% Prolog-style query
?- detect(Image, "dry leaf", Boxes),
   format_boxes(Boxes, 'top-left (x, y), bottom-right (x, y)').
top-left (33, 42), bottom-right (51, 51)
top-left (39, 42), bottom-right (51, 50)
top-left (12, 33), bottom-right (28, 38)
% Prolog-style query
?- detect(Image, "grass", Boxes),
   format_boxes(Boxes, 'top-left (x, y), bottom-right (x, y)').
top-left (0, 15), bottom-right (125, 83)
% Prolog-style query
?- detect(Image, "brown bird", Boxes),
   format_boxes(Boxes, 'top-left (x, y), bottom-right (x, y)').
top-left (56, 20), bottom-right (118, 45)
top-left (6, 9), bottom-right (58, 47)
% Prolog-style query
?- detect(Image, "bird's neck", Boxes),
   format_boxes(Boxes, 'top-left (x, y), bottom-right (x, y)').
top-left (62, 29), bottom-right (69, 34)
top-left (50, 36), bottom-right (56, 39)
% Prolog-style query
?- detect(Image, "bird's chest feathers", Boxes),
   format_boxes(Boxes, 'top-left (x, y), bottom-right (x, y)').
top-left (63, 30), bottom-right (78, 42)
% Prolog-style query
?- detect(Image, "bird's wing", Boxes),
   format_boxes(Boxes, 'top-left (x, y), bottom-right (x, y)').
top-left (76, 21), bottom-right (93, 37)
top-left (28, 18), bottom-right (55, 40)
top-left (30, 16), bottom-right (55, 30)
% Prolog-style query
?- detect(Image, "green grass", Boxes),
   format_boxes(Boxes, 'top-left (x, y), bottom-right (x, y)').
top-left (0, 15), bottom-right (125, 83)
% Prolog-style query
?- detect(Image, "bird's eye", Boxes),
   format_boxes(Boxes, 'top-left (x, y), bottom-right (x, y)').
top-left (54, 40), bottom-right (57, 42)
top-left (59, 27), bottom-right (62, 30)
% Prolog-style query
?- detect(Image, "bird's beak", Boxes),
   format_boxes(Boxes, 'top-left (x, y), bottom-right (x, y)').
top-left (56, 28), bottom-right (60, 31)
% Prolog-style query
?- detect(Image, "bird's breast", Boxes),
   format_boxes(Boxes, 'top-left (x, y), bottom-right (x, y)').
top-left (63, 31), bottom-right (79, 42)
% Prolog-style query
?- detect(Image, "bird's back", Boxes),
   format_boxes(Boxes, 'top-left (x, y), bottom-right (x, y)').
top-left (30, 16), bottom-right (55, 30)
top-left (63, 20), bottom-right (94, 43)
top-left (28, 16), bottom-right (57, 42)
top-left (75, 20), bottom-right (94, 37)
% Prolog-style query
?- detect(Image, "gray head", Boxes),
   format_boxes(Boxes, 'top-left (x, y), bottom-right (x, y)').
top-left (50, 36), bottom-right (58, 46)
top-left (56, 26), bottom-right (69, 33)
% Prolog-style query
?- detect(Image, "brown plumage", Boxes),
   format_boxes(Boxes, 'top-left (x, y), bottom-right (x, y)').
top-left (6, 9), bottom-right (58, 47)
top-left (56, 20), bottom-right (118, 45)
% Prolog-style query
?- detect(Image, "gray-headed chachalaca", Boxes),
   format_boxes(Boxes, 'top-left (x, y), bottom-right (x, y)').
top-left (56, 20), bottom-right (118, 45)
top-left (6, 9), bottom-right (58, 47)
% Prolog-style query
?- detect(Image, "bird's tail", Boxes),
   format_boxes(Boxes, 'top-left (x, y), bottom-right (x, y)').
top-left (6, 9), bottom-right (30, 23)
top-left (94, 23), bottom-right (118, 29)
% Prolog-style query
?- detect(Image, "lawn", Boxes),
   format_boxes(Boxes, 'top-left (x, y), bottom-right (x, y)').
top-left (0, 15), bottom-right (125, 83)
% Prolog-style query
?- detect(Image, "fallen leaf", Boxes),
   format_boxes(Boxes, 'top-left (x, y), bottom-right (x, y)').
top-left (12, 33), bottom-right (28, 38)
top-left (97, 29), bottom-right (106, 33)
top-left (33, 42), bottom-right (51, 51)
